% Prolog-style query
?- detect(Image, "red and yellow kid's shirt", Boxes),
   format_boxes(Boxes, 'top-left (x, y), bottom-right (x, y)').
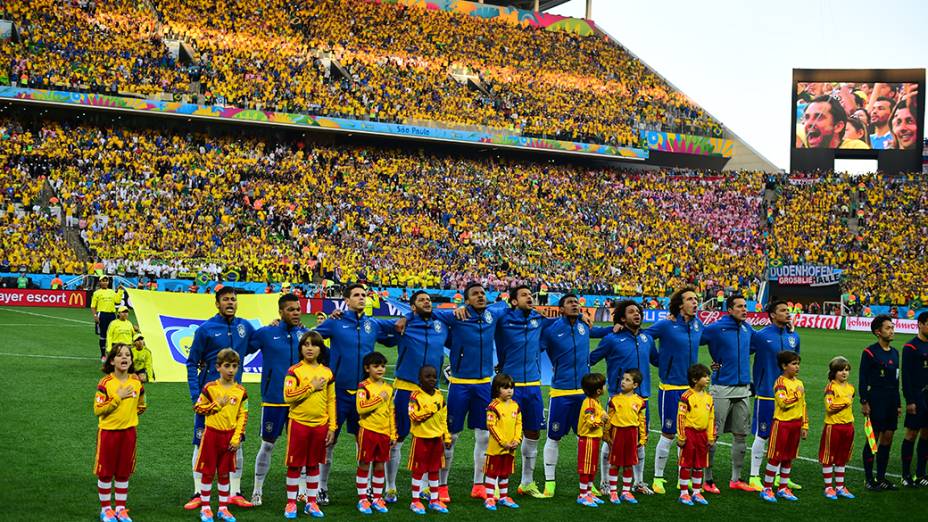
top-left (409, 387), bottom-right (452, 443)
top-left (774, 375), bottom-right (809, 428)
top-left (577, 397), bottom-right (606, 438)
top-left (824, 380), bottom-right (855, 425)
top-left (357, 378), bottom-right (397, 439)
top-left (284, 361), bottom-right (337, 430)
top-left (487, 398), bottom-right (522, 455)
top-left (607, 393), bottom-right (648, 445)
top-left (194, 380), bottom-right (249, 445)
top-left (94, 373), bottom-right (146, 430)
top-left (677, 388), bottom-right (715, 443)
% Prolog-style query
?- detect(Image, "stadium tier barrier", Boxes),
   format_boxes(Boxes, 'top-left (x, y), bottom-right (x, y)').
top-left (0, 87), bottom-right (650, 160)
top-left (3, 272), bottom-right (751, 312)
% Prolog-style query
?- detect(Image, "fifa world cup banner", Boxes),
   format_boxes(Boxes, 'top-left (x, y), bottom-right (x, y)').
top-left (127, 289), bottom-right (280, 383)
top-left (767, 264), bottom-right (842, 286)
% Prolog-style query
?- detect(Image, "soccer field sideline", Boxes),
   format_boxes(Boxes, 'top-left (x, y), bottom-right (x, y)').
top-left (0, 337), bottom-right (896, 478)
top-left (0, 306), bottom-right (902, 479)
top-left (0, 305), bottom-right (922, 520)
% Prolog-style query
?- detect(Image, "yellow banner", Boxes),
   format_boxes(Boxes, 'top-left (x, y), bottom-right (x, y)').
top-left (127, 289), bottom-right (280, 383)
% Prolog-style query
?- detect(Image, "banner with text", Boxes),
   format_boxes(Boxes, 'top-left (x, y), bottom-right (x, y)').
top-left (697, 310), bottom-right (842, 330)
top-left (767, 264), bottom-right (843, 286)
top-left (127, 290), bottom-right (280, 383)
top-left (0, 288), bottom-right (87, 308)
top-left (845, 316), bottom-right (918, 335)
top-left (1, 87), bottom-right (647, 161)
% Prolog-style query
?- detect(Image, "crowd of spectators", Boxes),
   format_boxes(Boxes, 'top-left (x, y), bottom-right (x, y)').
top-left (0, 119), bottom-right (83, 275)
top-left (766, 172), bottom-right (928, 307)
top-left (5, 0), bottom-right (722, 145)
top-left (4, 0), bottom-right (188, 97)
top-left (2, 116), bottom-right (926, 304)
top-left (0, 117), bottom-right (760, 297)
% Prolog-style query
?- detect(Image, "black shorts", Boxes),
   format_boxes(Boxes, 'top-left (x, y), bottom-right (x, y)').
top-left (868, 395), bottom-right (900, 433)
top-left (904, 397), bottom-right (928, 430)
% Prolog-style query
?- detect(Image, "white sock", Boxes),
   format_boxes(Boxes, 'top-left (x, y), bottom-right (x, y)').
top-left (473, 429), bottom-right (489, 485)
top-left (750, 437), bottom-right (767, 477)
top-left (299, 468), bottom-right (307, 497)
top-left (320, 445), bottom-right (335, 490)
top-left (633, 445), bottom-right (646, 484)
top-left (253, 440), bottom-right (275, 494)
top-left (192, 446), bottom-right (202, 494)
top-left (114, 480), bottom-right (128, 506)
top-left (440, 433), bottom-right (459, 485)
top-left (387, 440), bottom-right (404, 491)
top-left (229, 447), bottom-right (244, 495)
top-left (654, 436), bottom-right (673, 478)
top-left (543, 437), bottom-right (560, 482)
top-left (600, 442), bottom-right (611, 486)
top-left (521, 438), bottom-right (539, 485)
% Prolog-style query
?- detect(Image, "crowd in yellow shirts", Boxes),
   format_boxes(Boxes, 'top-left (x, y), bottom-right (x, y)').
top-left (0, 118), bottom-right (758, 294)
top-left (2, 116), bottom-right (926, 304)
top-left (5, 0), bottom-right (188, 97)
top-left (0, 119), bottom-right (83, 274)
top-left (767, 173), bottom-right (928, 307)
top-left (5, 0), bottom-right (721, 146)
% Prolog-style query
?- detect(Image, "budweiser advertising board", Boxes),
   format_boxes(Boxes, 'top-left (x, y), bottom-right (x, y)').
top-left (845, 316), bottom-right (918, 335)
top-left (697, 310), bottom-right (841, 330)
top-left (0, 288), bottom-right (87, 308)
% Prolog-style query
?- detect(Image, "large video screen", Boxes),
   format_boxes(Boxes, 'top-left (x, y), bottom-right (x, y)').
top-left (795, 82), bottom-right (919, 150)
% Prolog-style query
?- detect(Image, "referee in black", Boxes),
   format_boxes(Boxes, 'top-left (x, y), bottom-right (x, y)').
top-left (901, 311), bottom-right (928, 486)
top-left (860, 314), bottom-right (901, 490)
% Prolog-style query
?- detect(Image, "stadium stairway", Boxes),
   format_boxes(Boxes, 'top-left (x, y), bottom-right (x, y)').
top-left (64, 227), bottom-right (92, 263)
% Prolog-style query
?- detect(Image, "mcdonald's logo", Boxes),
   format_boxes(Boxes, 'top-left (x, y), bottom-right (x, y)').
top-left (68, 291), bottom-right (85, 307)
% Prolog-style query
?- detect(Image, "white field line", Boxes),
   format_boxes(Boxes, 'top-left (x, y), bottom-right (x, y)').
top-left (0, 308), bottom-right (94, 324)
top-left (0, 352), bottom-right (98, 361)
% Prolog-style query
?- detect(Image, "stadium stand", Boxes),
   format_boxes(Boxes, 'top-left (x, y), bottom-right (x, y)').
top-left (0, 116), bottom-right (762, 296)
top-left (5, 0), bottom-right (721, 146)
top-left (0, 1), bottom-right (923, 306)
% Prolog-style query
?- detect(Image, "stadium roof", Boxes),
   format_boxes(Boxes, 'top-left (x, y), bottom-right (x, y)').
top-left (484, 1), bottom-right (573, 13)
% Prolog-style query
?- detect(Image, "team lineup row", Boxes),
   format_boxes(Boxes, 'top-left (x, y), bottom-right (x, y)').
top-left (91, 284), bottom-right (928, 521)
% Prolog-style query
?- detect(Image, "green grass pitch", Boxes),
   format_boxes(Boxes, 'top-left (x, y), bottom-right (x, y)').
top-left (0, 305), bottom-right (922, 520)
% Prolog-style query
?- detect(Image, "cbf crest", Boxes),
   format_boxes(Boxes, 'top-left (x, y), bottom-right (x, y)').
top-left (578, 324), bottom-right (587, 335)
top-left (483, 310), bottom-right (493, 324)
top-left (363, 320), bottom-right (373, 334)
top-left (433, 321), bottom-right (443, 333)
top-left (529, 318), bottom-right (539, 328)
top-left (237, 324), bottom-right (246, 338)
top-left (788, 336), bottom-right (797, 348)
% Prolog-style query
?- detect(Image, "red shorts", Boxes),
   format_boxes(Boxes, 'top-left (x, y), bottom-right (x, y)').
top-left (484, 453), bottom-right (515, 478)
top-left (195, 427), bottom-right (236, 477)
top-left (357, 427), bottom-right (391, 463)
top-left (768, 419), bottom-right (802, 462)
top-left (286, 420), bottom-right (329, 468)
top-left (819, 423), bottom-right (854, 466)
top-left (577, 436), bottom-right (601, 475)
top-left (407, 436), bottom-right (445, 475)
top-left (679, 427), bottom-right (708, 469)
top-left (608, 426), bottom-right (639, 467)
top-left (94, 427), bottom-right (137, 479)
